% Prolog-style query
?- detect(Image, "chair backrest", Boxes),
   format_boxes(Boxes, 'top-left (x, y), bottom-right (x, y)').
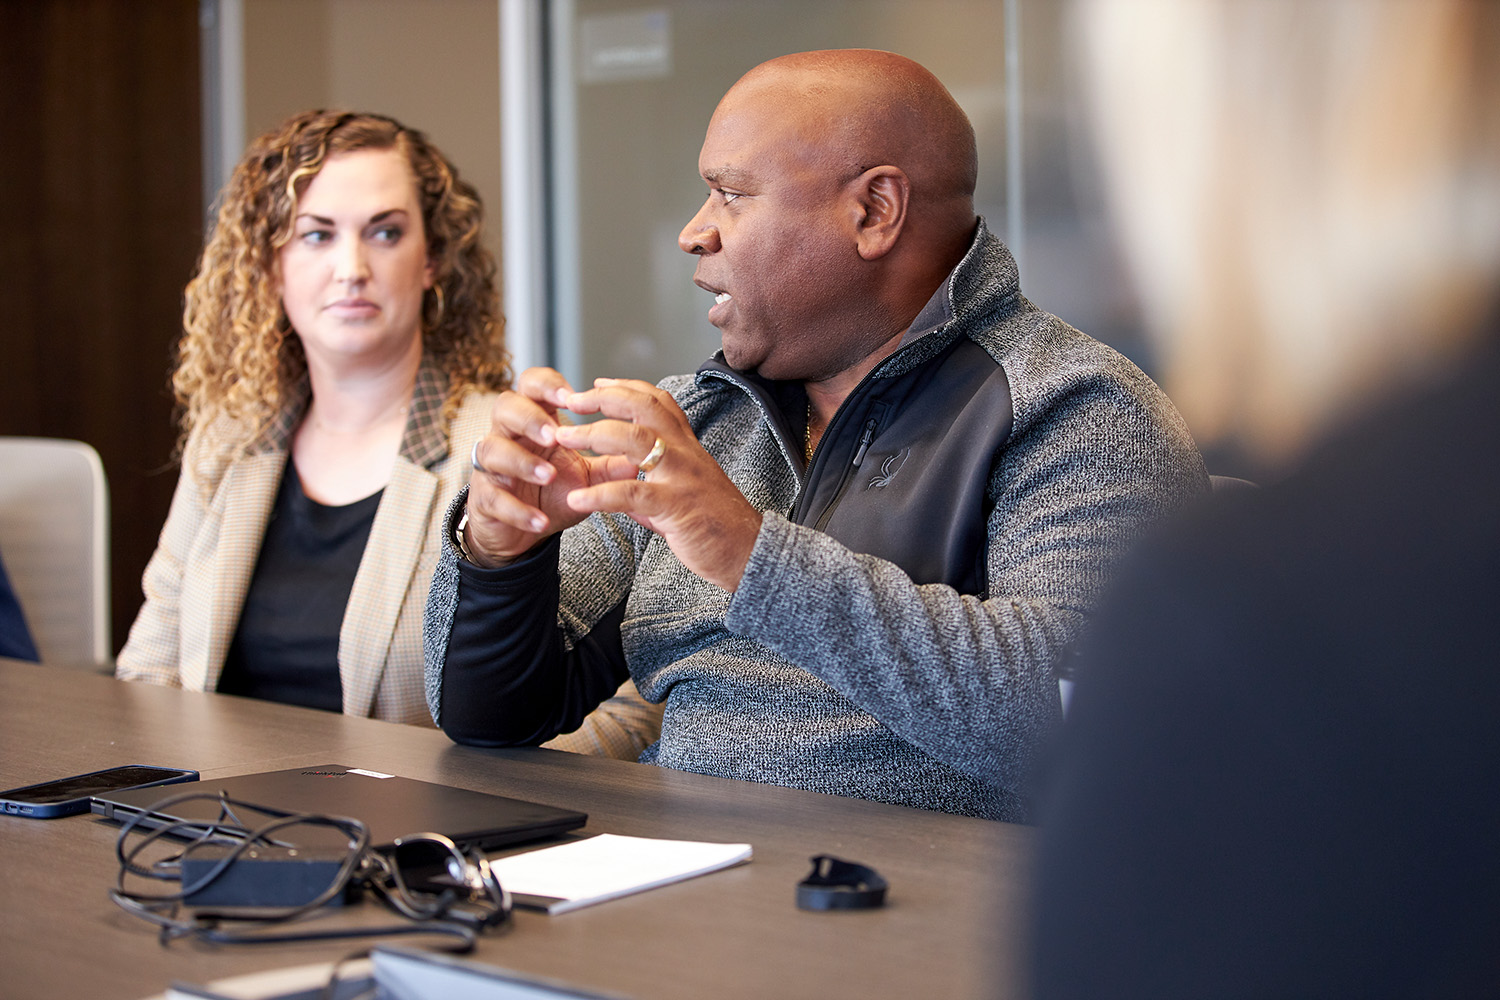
top-left (0, 438), bottom-right (110, 665)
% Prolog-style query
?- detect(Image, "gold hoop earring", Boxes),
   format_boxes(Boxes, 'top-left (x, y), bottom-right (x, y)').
top-left (427, 284), bottom-right (446, 329)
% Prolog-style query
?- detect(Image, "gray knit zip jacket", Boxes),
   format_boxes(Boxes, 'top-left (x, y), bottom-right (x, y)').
top-left (425, 221), bottom-right (1206, 822)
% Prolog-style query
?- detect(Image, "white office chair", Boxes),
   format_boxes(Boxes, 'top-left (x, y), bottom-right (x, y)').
top-left (0, 437), bottom-right (110, 665)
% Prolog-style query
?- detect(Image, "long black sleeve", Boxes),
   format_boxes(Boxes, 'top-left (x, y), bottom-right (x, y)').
top-left (436, 532), bottom-right (631, 747)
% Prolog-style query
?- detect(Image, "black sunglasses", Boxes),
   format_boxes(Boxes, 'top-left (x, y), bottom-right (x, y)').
top-left (381, 832), bottom-right (512, 929)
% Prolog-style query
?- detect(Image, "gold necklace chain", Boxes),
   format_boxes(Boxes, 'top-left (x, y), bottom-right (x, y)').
top-left (804, 401), bottom-right (815, 464)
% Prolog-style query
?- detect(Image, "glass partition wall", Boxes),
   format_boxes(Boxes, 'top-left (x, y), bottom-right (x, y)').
top-left (515, 0), bottom-right (1147, 388)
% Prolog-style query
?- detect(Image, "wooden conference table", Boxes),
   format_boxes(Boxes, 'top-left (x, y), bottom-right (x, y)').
top-left (0, 659), bottom-right (1030, 998)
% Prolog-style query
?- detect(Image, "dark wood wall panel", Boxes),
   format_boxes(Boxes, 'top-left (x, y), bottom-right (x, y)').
top-left (0, 0), bottom-right (203, 654)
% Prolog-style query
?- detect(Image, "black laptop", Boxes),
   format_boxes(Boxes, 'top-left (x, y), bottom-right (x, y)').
top-left (90, 764), bottom-right (586, 851)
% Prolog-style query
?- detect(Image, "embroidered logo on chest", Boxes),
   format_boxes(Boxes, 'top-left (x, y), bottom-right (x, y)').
top-left (865, 448), bottom-right (911, 489)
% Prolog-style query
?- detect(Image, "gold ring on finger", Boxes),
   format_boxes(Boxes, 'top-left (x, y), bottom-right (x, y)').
top-left (638, 436), bottom-right (667, 474)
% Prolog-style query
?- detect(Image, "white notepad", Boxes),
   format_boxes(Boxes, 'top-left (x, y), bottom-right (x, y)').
top-left (489, 833), bottom-right (752, 914)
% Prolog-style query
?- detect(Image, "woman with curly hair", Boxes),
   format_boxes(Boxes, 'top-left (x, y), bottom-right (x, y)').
top-left (117, 110), bottom-right (661, 758)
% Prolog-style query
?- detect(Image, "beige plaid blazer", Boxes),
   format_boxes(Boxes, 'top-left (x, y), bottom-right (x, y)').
top-left (117, 366), bottom-right (661, 760)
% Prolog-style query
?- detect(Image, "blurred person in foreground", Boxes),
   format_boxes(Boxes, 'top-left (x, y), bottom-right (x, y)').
top-left (117, 110), bottom-right (659, 757)
top-left (425, 50), bottom-right (1205, 820)
top-left (1031, 1), bottom-right (1500, 995)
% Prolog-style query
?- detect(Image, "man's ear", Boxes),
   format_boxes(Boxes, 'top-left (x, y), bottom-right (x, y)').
top-left (849, 166), bottom-right (909, 261)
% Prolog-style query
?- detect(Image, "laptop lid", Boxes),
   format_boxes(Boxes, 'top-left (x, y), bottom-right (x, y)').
top-left (89, 764), bottom-right (586, 852)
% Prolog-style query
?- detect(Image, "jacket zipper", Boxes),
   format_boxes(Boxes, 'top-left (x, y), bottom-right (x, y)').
top-left (699, 346), bottom-right (911, 523)
top-left (811, 417), bottom-right (878, 531)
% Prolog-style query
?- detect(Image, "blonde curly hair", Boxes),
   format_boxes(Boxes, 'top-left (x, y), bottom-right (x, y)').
top-left (174, 110), bottom-right (510, 459)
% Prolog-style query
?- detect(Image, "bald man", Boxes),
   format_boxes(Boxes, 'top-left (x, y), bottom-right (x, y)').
top-left (423, 50), bottom-right (1204, 821)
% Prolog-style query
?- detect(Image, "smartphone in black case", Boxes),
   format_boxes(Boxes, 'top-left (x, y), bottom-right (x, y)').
top-left (0, 765), bottom-right (198, 818)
